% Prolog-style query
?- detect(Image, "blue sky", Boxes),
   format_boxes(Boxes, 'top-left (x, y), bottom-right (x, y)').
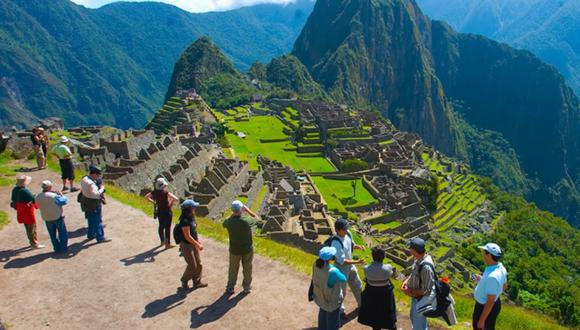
top-left (70, 0), bottom-right (297, 13)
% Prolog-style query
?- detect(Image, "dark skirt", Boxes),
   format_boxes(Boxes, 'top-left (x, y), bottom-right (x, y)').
top-left (357, 281), bottom-right (397, 330)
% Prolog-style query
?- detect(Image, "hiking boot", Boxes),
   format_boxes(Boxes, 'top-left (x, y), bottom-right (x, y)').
top-left (225, 287), bottom-right (235, 295)
top-left (193, 282), bottom-right (208, 289)
top-left (181, 281), bottom-right (190, 290)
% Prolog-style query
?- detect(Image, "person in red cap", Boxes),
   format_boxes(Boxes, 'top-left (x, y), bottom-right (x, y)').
top-left (10, 175), bottom-right (44, 248)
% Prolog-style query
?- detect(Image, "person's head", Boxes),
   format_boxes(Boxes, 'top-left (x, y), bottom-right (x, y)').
top-left (41, 180), bottom-right (53, 192)
top-left (479, 243), bottom-right (502, 265)
top-left (231, 200), bottom-right (244, 216)
top-left (180, 199), bottom-right (199, 218)
top-left (32, 127), bottom-right (38, 135)
top-left (334, 218), bottom-right (349, 237)
top-left (16, 175), bottom-right (32, 187)
top-left (316, 246), bottom-right (337, 268)
top-left (408, 237), bottom-right (426, 259)
top-left (154, 177), bottom-right (168, 191)
top-left (59, 136), bottom-right (69, 145)
top-left (372, 246), bottom-right (385, 263)
top-left (89, 165), bottom-right (102, 180)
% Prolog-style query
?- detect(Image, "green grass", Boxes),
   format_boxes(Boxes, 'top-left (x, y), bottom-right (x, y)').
top-left (0, 150), bottom-right (23, 186)
top-left (0, 210), bottom-right (9, 231)
top-left (372, 221), bottom-right (401, 231)
top-left (312, 177), bottom-right (377, 213)
top-left (225, 115), bottom-right (334, 172)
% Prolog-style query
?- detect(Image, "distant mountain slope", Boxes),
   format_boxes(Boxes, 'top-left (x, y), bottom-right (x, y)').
top-left (416, 0), bottom-right (580, 96)
top-left (0, 0), bottom-right (314, 129)
top-left (292, 0), bottom-right (580, 226)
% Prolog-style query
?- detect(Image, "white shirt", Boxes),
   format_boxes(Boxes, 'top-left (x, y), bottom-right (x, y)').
top-left (331, 232), bottom-right (353, 265)
top-left (81, 176), bottom-right (104, 200)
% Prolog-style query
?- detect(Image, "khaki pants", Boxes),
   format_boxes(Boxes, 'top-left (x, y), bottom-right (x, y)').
top-left (24, 223), bottom-right (38, 246)
top-left (336, 264), bottom-right (363, 312)
top-left (227, 250), bottom-right (253, 290)
top-left (180, 242), bottom-right (202, 285)
top-left (34, 145), bottom-right (45, 168)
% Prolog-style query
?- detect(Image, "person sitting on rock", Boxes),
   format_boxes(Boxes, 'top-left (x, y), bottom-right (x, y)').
top-left (145, 177), bottom-right (178, 249)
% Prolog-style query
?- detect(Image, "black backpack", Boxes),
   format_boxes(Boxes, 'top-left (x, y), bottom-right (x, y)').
top-left (323, 232), bottom-right (354, 251)
top-left (173, 222), bottom-right (184, 244)
top-left (419, 262), bottom-right (453, 325)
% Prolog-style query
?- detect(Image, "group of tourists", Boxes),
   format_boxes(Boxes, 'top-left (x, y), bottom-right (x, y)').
top-left (311, 220), bottom-right (508, 330)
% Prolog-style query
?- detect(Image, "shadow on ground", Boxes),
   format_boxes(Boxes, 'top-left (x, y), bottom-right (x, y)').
top-left (2, 239), bottom-right (99, 268)
top-left (120, 246), bottom-right (168, 266)
top-left (142, 289), bottom-right (188, 318)
top-left (190, 292), bottom-right (247, 328)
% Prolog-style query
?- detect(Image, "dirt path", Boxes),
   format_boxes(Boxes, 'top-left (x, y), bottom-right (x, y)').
top-left (0, 167), bottom-right (423, 329)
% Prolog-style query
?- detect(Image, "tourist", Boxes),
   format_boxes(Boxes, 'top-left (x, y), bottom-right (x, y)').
top-left (145, 177), bottom-right (178, 249)
top-left (10, 175), bottom-right (44, 248)
top-left (30, 127), bottom-right (46, 170)
top-left (36, 180), bottom-right (69, 252)
top-left (52, 136), bottom-right (79, 192)
top-left (175, 199), bottom-right (207, 290)
top-left (358, 247), bottom-right (397, 330)
top-left (223, 200), bottom-right (259, 294)
top-left (472, 243), bottom-right (508, 330)
top-left (401, 237), bottom-right (435, 330)
top-left (330, 218), bottom-right (364, 318)
top-left (80, 165), bottom-right (110, 243)
top-left (311, 246), bottom-right (347, 330)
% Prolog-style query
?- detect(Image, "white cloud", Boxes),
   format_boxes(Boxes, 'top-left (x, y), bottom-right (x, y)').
top-left (70, 0), bottom-right (297, 13)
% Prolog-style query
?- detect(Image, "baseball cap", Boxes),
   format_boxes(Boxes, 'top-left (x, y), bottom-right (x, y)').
top-left (479, 243), bottom-right (502, 257)
top-left (231, 200), bottom-right (244, 211)
top-left (181, 199), bottom-right (200, 209)
top-left (41, 180), bottom-right (53, 189)
top-left (319, 246), bottom-right (337, 261)
top-left (408, 237), bottom-right (426, 253)
top-left (89, 165), bottom-right (102, 174)
top-left (334, 218), bottom-right (349, 231)
top-left (155, 177), bottom-right (168, 190)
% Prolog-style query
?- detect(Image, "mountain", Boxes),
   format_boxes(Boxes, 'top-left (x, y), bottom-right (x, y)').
top-left (416, 0), bottom-right (580, 97)
top-left (265, 55), bottom-right (328, 100)
top-left (292, 0), bottom-right (580, 226)
top-left (0, 0), bottom-right (315, 129)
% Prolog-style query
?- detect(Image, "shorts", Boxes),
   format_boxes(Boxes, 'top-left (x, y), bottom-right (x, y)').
top-left (59, 159), bottom-right (75, 180)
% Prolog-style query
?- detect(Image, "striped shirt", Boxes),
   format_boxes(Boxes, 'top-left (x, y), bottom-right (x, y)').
top-left (407, 254), bottom-right (435, 296)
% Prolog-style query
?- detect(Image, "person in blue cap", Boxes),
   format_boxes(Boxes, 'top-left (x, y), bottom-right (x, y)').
top-left (175, 199), bottom-right (207, 291)
top-left (312, 246), bottom-right (347, 330)
top-left (472, 243), bottom-right (508, 330)
top-left (223, 200), bottom-right (259, 294)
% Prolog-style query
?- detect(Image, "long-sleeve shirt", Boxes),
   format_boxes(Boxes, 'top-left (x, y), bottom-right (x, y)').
top-left (407, 254), bottom-right (435, 297)
top-left (81, 176), bottom-right (104, 200)
top-left (364, 261), bottom-right (394, 287)
top-left (36, 192), bottom-right (68, 221)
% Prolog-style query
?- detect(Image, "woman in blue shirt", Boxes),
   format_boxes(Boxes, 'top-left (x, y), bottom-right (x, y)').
top-left (312, 246), bottom-right (347, 330)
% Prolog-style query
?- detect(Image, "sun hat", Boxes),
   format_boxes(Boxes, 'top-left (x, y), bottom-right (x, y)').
top-left (319, 246), bottom-right (337, 261)
top-left (16, 175), bottom-right (32, 186)
top-left (181, 199), bottom-right (200, 209)
top-left (231, 200), bottom-right (244, 212)
top-left (59, 136), bottom-right (69, 143)
top-left (41, 180), bottom-right (53, 190)
top-left (155, 177), bottom-right (168, 190)
top-left (479, 243), bottom-right (502, 257)
top-left (408, 237), bottom-right (426, 254)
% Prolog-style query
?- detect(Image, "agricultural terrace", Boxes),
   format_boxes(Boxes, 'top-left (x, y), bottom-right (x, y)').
top-left (220, 105), bottom-right (335, 172)
top-left (312, 176), bottom-right (378, 215)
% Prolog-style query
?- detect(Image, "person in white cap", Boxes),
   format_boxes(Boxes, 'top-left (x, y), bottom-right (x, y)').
top-left (223, 200), bottom-right (259, 294)
top-left (472, 243), bottom-right (508, 330)
top-left (36, 180), bottom-right (69, 252)
top-left (312, 246), bottom-right (347, 330)
top-left (52, 136), bottom-right (78, 192)
top-left (10, 175), bottom-right (43, 248)
top-left (145, 177), bottom-right (179, 249)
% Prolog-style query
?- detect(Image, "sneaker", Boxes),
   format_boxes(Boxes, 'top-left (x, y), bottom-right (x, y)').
top-left (31, 244), bottom-right (45, 249)
top-left (193, 282), bottom-right (208, 289)
top-left (225, 287), bottom-right (235, 295)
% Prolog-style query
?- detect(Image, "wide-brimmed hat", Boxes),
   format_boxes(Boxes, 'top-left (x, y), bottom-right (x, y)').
top-left (59, 136), bottom-right (69, 143)
top-left (155, 177), bottom-right (168, 190)
top-left (16, 175), bottom-right (32, 186)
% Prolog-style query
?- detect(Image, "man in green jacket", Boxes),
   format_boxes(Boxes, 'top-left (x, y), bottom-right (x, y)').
top-left (223, 200), bottom-right (259, 294)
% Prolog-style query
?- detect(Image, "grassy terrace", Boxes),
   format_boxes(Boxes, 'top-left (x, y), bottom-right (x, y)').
top-left (312, 177), bottom-right (377, 214)
top-left (224, 110), bottom-right (334, 172)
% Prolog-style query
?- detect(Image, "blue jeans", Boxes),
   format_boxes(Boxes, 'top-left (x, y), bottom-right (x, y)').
top-left (410, 297), bottom-right (428, 330)
top-left (318, 308), bottom-right (341, 330)
top-left (86, 207), bottom-right (105, 241)
top-left (45, 218), bottom-right (68, 252)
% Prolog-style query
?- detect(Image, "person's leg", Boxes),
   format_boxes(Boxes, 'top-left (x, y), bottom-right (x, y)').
top-left (241, 250), bottom-right (254, 291)
top-left (410, 297), bottom-right (428, 330)
top-left (226, 253), bottom-right (242, 290)
top-left (318, 308), bottom-right (326, 330)
top-left (347, 265), bottom-right (363, 308)
top-left (94, 207), bottom-right (105, 241)
top-left (157, 218), bottom-right (165, 244)
top-left (484, 299), bottom-right (501, 330)
top-left (472, 302), bottom-right (483, 330)
top-left (192, 246), bottom-right (204, 285)
top-left (180, 243), bottom-right (197, 285)
top-left (45, 221), bottom-right (59, 252)
top-left (57, 217), bottom-right (68, 251)
top-left (164, 212), bottom-right (172, 245)
top-left (86, 211), bottom-right (96, 239)
top-left (34, 146), bottom-right (42, 169)
top-left (328, 308), bottom-right (341, 330)
top-left (336, 265), bottom-right (350, 313)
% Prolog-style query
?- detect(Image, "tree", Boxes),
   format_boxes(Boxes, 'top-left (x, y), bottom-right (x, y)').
top-left (340, 159), bottom-right (369, 173)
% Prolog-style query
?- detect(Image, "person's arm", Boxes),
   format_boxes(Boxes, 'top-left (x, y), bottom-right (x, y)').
top-left (477, 294), bottom-right (498, 330)
top-left (327, 267), bottom-right (347, 288)
top-left (168, 192), bottom-right (179, 207)
top-left (182, 226), bottom-right (203, 251)
top-left (84, 180), bottom-right (102, 199)
top-left (243, 205), bottom-right (259, 219)
top-left (144, 192), bottom-right (154, 204)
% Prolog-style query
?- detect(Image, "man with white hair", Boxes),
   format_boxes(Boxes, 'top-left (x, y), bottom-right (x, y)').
top-left (223, 200), bottom-right (259, 294)
top-left (36, 180), bottom-right (69, 252)
top-left (52, 136), bottom-right (78, 192)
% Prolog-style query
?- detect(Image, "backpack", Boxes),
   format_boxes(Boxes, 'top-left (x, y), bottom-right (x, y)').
top-left (323, 231), bottom-right (354, 251)
top-left (173, 222), bottom-right (184, 244)
top-left (419, 262), bottom-right (454, 325)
